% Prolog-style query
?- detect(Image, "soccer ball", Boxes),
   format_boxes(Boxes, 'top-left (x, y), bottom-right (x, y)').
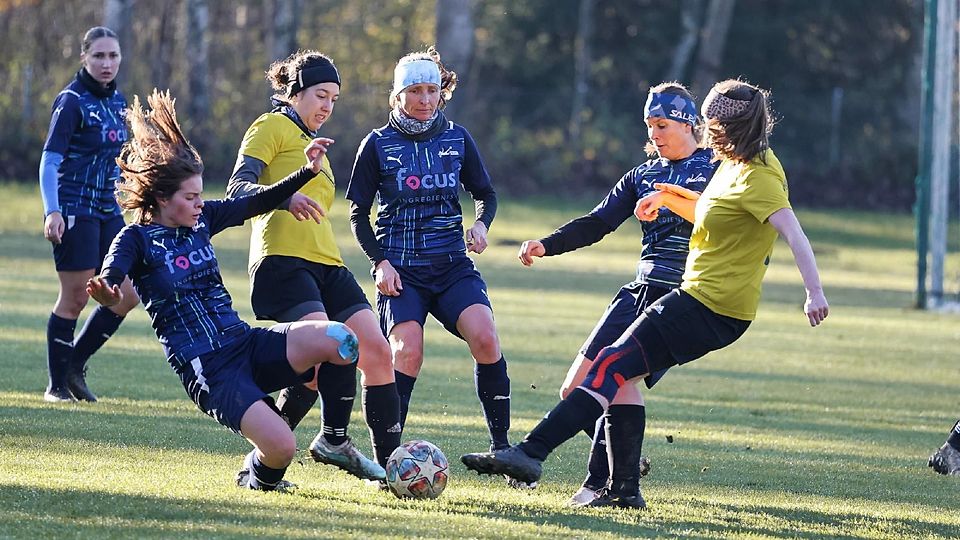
top-left (385, 440), bottom-right (449, 499)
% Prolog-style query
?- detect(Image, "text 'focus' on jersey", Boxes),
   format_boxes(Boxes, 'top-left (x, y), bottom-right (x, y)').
top-left (43, 76), bottom-right (128, 217)
top-left (592, 148), bottom-right (717, 288)
top-left (346, 121), bottom-right (495, 266)
top-left (101, 199), bottom-right (252, 370)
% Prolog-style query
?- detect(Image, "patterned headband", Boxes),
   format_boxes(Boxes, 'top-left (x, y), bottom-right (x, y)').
top-left (701, 88), bottom-right (752, 120)
top-left (644, 92), bottom-right (699, 125)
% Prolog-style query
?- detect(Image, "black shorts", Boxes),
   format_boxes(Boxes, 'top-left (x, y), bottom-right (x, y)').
top-left (250, 255), bottom-right (370, 323)
top-left (580, 282), bottom-right (673, 388)
top-left (52, 213), bottom-right (125, 272)
top-left (582, 289), bottom-right (751, 401)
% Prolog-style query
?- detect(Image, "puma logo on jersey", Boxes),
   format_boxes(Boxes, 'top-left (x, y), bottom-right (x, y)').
top-left (386, 155), bottom-right (403, 166)
top-left (90, 110), bottom-right (102, 122)
top-left (152, 239), bottom-right (166, 249)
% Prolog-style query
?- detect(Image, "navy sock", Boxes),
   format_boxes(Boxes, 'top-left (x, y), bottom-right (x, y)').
top-left (948, 419), bottom-right (960, 451)
top-left (46, 313), bottom-right (76, 390)
top-left (362, 382), bottom-right (403, 467)
top-left (518, 388), bottom-right (605, 461)
top-left (475, 357), bottom-right (511, 449)
top-left (72, 306), bottom-right (124, 372)
top-left (316, 362), bottom-right (357, 446)
top-left (247, 450), bottom-right (288, 491)
top-left (276, 384), bottom-right (319, 430)
top-left (583, 416), bottom-right (609, 490)
top-left (395, 370), bottom-right (417, 429)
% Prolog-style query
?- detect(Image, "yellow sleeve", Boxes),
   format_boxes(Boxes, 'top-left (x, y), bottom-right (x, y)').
top-left (239, 114), bottom-right (283, 169)
top-left (742, 168), bottom-right (791, 224)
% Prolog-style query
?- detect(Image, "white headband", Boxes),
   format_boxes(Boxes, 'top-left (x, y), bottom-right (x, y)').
top-left (391, 59), bottom-right (441, 98)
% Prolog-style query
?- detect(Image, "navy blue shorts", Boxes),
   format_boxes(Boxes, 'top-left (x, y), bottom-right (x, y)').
top-left (377, 256), bottom-right (491, 338)
top-left (177, 324), bottom-right (312, 433)
top-left (250, 255), bottom-right (370, 323)
top-left (582, 289), bottom-right (751, 401)
top-left (53, 213), bottom-right (125, 272)
top-left (580, 282), bottom-right (673, 389)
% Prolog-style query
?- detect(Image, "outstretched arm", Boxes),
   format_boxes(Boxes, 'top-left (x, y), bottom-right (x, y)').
top-left (635, 183), bottom-right (700, 223)
top-left (768, 208), bottom-right (829, 327)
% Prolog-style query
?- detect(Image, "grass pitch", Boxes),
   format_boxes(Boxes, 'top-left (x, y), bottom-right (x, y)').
top-left (0, 182), bottom-right (958, 539)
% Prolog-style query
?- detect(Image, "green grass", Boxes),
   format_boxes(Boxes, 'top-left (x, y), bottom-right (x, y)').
top-left (1, 181), bottom-right (959, 539)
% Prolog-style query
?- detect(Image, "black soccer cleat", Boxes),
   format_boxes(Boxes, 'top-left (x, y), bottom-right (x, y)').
top-left (928, 443), bottom-right (960, 476)
top-left (585, 488), bottom-right (647, 510)
top-left (66, 369), bottom-right (98, 402)
top-left (460, 446), bottom-right (542, 485)
top-left (43, 386), bottom-right (76, 403)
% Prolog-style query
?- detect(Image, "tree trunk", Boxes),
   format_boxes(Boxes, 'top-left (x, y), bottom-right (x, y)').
top-left (271, 0), bottom-right (302, 62)
top-left (435, 0), bottom-right (475, 120)
top-left (104, 0), bottom-right (134, 86)
top-left (666, 0), bottom-right (704, 84)
top-left (691, 0), bottom-right (736, 100)
top-left (568, 0), bottom-right (594, 144)
top-left (186, 0), bottom-right (210, 151)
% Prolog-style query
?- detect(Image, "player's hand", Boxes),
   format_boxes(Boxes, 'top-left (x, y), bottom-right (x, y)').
top-left (465, 221), bottom-right (488, 254)
top-left (44, 211), bottom-right (65, 244)
top-left (518, 240), bottom-right (545, 266)
top-left (654, 183), bottom-right (700, 200)
top-left (375, 260), bottom-right (403, 297)
top-left (287, 193), bottom-right (325, 223)
top-left (635, 192), bottom-right (666, 222)
top-left (304, 137), bottom-right (335, 173)
top-left (86, 276), bottom-right (122, 307)
top-left (804, 288), bottom-right (829, 327)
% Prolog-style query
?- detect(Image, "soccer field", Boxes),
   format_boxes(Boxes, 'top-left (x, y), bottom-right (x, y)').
top-left (1, 182), bottom-right (958, 539)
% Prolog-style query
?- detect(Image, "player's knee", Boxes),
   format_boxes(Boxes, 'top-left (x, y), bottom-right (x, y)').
top-left (469, 329), bottom-right (500, 364)
top-left (393, 341), bottom-right (423, 373)
top-left (559, 382), bottom-right (575, 400)
top-left (324, 321), bottom-right (358, 365)
top-left (264, 433), bottom-right (297, 465)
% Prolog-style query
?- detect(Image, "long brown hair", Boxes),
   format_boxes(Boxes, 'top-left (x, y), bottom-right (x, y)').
top-left (115, 89), bottom-right (203, 224)
top-left (704, 79), bottom-right (774, 164)
top-left (389, 46), bottom-right (458, 109)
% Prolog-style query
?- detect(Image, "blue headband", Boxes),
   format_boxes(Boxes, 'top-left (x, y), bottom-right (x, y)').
top-left (644, 92), bottom-right (699, 125)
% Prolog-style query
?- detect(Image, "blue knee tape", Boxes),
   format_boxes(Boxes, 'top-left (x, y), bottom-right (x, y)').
top-left (326, 322), bottom-right (358, 363)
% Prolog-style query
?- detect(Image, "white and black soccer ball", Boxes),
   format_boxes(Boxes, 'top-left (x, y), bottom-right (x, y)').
top-left (385, 440), bottom-right (449, 499)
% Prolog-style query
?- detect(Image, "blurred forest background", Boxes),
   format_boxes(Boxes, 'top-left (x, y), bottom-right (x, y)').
top-left (0, 0), bottom-right (926, 209)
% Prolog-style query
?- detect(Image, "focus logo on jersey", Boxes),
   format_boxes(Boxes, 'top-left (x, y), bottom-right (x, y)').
top-left (404, 172), bottom-right (458, 190)
top-left (164, 245), bottom-right (216, 274)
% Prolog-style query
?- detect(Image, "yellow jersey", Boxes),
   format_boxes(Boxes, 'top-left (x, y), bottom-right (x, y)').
top-left (239, 112), bottom-right (344, 270)
top-left (681, 149), bottom-right (791, 320)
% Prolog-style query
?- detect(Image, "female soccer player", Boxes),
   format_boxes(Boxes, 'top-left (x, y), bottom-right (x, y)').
top-left (86, 89), bottom-right (377, 491)
top-left (462, 79), bottom-right (829, 509)
top-left (929, 419), bottom-right (960, 476)
top-left (225, 50), bottom-right (391, 480)
top-left (346, 47), bottom-right (513, 458)
top-left (39, 26), bottom-right (139, 402)
top-left (516, 82), bottom-right (717, 506)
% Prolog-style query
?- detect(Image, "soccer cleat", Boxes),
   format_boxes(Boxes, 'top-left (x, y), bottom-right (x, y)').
top-left (365, 478), bottom-right (389, 491)
top-left (460, 446), bottom-right (542, 485)
top-left (43, 386), bottom-right (76, 403)
top-left (928, 443), bottom-right (960, 476)
top-left (309, 434), bottom-right (386, 481)
top-left (585, 487), bottom-right (647, 509)
top-left (567, 486), bottom-right (600, 507)
top-left (66, 368), bottom-right (98, 402)
top-left (505, 475), bottom-right (538, 490)
top-left (638, 456), bottom-right (652, 478)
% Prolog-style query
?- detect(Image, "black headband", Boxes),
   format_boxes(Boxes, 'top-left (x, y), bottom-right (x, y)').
top-left (288, 61), bottom-right (340, 97)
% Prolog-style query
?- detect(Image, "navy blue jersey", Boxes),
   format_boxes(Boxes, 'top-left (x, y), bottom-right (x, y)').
top-left (43, 73), bottom-right (128, 217)
top-left (346, 122), bottom-right (495, 266)
top-left (593, 148), bottom-right (717, 287)
top-left (101, 199), bottom-right (251, 370)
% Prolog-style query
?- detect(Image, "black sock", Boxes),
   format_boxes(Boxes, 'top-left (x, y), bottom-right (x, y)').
top-left (475, 357), bottom-right (511, 448)
top-left (276, 384), bottom-right (319, 430)
top-left (583, 416), bottom-right (609, 490)
top-left (247, 450), bottom-right (287, 491)
top-left (948, 419), bottom-right (960, 451)
top-left (316, 362), bottom-right (357, 446)
top-left (72, 306), bottom-right (124, 372)
top-left (605, 404), bottom-right (646, 498)
top-left (395, 370), bottom-right (417, 429)
top-left (518, 388), bottom-right (605, 461)
top-left (362, 382), bottom-right (402, 467)
top-left (46, 313), bottom-right (76, 390)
